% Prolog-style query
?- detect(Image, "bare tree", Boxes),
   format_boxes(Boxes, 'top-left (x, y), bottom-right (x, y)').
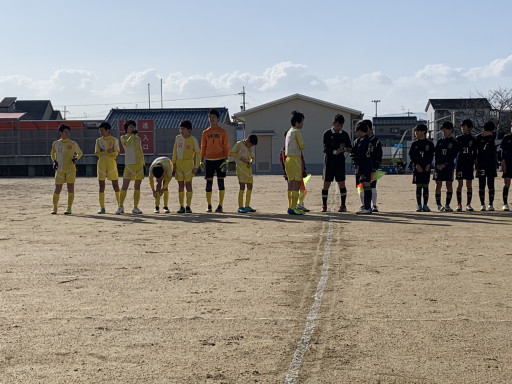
top-left (474, 86), bottom-right (512, 138)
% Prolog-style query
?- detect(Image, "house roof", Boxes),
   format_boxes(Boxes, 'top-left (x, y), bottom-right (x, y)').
top-left (233, 93), bottom-right (363, 121)
top-left (15, 100), bottom-right (53, 120)
top-left (105, 108), bottom-right (231, 130)
top-left (0, 97), bottom-right (17, 108)
top-left (0, 112), bottom-right (26, 120)
top-left (425, 98), bottom-right (492, 112)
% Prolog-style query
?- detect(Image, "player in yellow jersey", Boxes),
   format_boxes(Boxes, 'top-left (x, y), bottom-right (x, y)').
top-left (50, 124), bottom-right (83, 214)
top-left (117, 120), bottom-right (145, 214)
top-left (285, 111), bottom-right (306, 215)
top-left (230, 134), bottom-right (258, 213)
top-left (172, 120), bottom-right (200, 213)
top-left (95, 122), bottom-right (120, 214)
top-left (148, 157), bottom-right (173, 213)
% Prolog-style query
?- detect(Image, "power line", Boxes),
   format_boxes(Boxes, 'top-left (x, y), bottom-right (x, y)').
top-left (55, 93), bottom-right (239, 108)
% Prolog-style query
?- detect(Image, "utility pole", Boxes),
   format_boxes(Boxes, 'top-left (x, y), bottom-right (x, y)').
top-left (160, 79), bottom-right (163, 108)
top-left (148, 83), bottom-right (151, 109)
top-left (238, 87), bottom-right (246, 111)
top-left (62, 106), bottom-right (68, 120)
top-left (371, 99), bottom-right (381, 117)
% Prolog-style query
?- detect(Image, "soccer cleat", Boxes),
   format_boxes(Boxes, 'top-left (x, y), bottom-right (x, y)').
top-left (163, 207), bottom-right (170, 214)
top-left (185, 206), bottom-right (192, 213)
top-left (177, 206), bottom-right (186, 214)
top-left (456, 204), bottom-right (462, 212)
top-left (416, 205), bottom-right (423, 212)
top-left (480, 205), bottom-right (486, 211)
top-left (422, 205), bottom-right (431, 212)
top-left (437, 204), bottom-right (445, 212)
top-left (356, 208), bottom-right (372, 214)
top-left (51, 209), bottom-right (57, 215)
top-left (215, 205), bottom-right (223, 213)
top-left (503, 204), bottom-right (510, 212)
top-left (293, 208), bottom-right (305, 215)
top-left (115, 206), bottom-right (124, 215)
top-left (245, 206), bottom-right (256, 212)
top-left (488, 205), bottom-right (495, 211)
top-left (444, 204), bottom-right (453, 212)
top-left (338, 205), bottom-right (347, 212)
top-left (132, 207), bottom-right (142, 214)
top-left (287, 208), bottom-right (297, 215)
top-left (98, 207), bottom-right (106, 214)
top-left (466, 204), bottom-right (474, 212)
top-left (237, 207), bottom-right (247, 213)
top-left (372, 205), bottom-right (379, 212)
top-left (64, 207), bottom-right (72, 215)
top-left (296, 204), bottom-right (309, 212)
top-left (321, 206), bottom-right (327, 212)
top-left (206, 205), bottom-right (213, 212)
top-left (154, 206), bottom-right (160, 213)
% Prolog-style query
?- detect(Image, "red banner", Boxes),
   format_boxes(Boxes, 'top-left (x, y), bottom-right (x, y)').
top-left (119, 120), bottom-right (154, 154)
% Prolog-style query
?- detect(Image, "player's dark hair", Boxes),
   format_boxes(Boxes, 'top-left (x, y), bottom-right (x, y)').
top-left (483, 121), bottom-right (496, 131)
top-left (355, 121), bottom-right (368, 133)
top-left (152, 164), bottom-right (164, 179)
top-left (180, 120), bottom-right (192, 130)
top-left (208, 109), bottom-right (220, 118)
top-left (333, 114), bottom-right (345, 125)
top-left (290, 110), bottom-right (305, 126)
top-left (124, 120), bottom-right (136, 132)
top-left (362, 119), bottom-right (373, 129)
top-left (247, 134), bottom-right (258, 145)
top-left (99, 122), bottom-right (111, 130)
top-left (441, 121), bottom-right (454, 130)
top-left (460, 119), bottom-right (473, 129)
top-left (415, 124), bottom-right (428, 132)
top-left (58, 124), bottom-right (70, 132)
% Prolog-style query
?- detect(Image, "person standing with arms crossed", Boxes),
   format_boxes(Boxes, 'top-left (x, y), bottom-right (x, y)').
top-left (95, 122), bottom-right (120, 214)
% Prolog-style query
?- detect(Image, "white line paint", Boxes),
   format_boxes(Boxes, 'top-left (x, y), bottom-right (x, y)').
top-left (284, 214), bottom-right (334, 383)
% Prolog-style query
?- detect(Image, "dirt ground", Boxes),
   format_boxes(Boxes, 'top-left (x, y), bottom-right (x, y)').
top-left (1, 174), bottom-right (511, 384)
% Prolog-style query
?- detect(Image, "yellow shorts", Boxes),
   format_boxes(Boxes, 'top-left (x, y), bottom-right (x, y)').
top-left (236, 163), bottom-right (253, 184)
top-left (123, 164), bottom-right (144, 181)
top-left (175, 159), bottom-right (195, 182)
top-left (55, 170), bottom-right (76, 184)
top-left (285, 156), bottom-right (303, 181)
top-left (97, 158), bottom-right (119, 181)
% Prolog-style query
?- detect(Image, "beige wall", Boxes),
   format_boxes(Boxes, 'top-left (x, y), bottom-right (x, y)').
top-left (242, 99), bottom-right (360, 174)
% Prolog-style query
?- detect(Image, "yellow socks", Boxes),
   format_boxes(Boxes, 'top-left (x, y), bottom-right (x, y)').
top-left (206, 191), bottom-right (212, 206)
top-left (119, 190), bottom-right (127, 207)
top-left (133, 190), bottom-right (141, 208)
top-left (179, 191), bottom-right (185, 207)
top-left (245, 190), bottom-right (252, 207)
top-left (67, 193), bottom-right (74, 209)
top-left (186, 192), bottom-right (193, 207)
top-left (219, 190), bottom-right (225, 206)
top-left (238, 190), bottom-right (244, 207)
top-left (115, 191), bottom-right (120, 206)
top-left (99, 192), bottom-right (105, 208)
top-left (155, 194), bottom-right (161, 207)
top-left (291, 191), bottom-right (299, 209)
top-left (53, 193), bottom-right (60, 211)
top-left (287, 190), bottom-right (293, 209)
top-left (163, 190), bottom-right (169, 207)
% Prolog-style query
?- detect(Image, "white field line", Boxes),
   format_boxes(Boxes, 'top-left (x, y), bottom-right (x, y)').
top-left (283, 211), bottom-right (333, 383)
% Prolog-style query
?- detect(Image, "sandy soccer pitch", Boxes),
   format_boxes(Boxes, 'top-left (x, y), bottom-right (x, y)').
top-left (1, 174), bottom-right (511, 383)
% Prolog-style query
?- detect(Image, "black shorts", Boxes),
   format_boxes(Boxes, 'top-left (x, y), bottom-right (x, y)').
top-left (476, 168), bottom-right (497, 178)
top-left (357, 166), bottom-right (372, 183)
top-left (323, 158), bottom-right (346, 182)
top-left (503, 163), bottom-right (512, 179)
top-left (455, 165), bottom-right (474, 180)
top-left (205, 159), bottom-right (226, 179)
top-left (413, 170), bottom-right (431, 185)
top-left (433, 167), bottom-right (454, 182)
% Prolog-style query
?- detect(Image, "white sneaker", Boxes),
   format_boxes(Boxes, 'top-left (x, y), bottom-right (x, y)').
top-left (154, 207), bottom-right (160, 213)
top-left (132, 207), bottom-right (142, 214)
top-left (115, 206), bottom-right (124, 215)
top-left (502, 204), bottom-right (510, 212)
top-left (488, 205), bottom-right (495, 211)
top-left (356, 208), bottom-right (373, 214)
top-left (480, 205), bottom-right (486, 211)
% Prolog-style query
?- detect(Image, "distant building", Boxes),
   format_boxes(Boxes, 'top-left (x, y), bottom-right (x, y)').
top-left (234, 93), bottom-right (363, 174)
top-left (0, 97), bottom-right (63, 120)
top-left (372, 115), bottom-right (426, 144)
top-left (425, 98), bottom-right (491, 138)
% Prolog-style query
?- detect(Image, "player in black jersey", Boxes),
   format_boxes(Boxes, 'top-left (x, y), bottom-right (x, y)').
top-left (455, 119), bottom-right (477, 211)
top-left (434, 122), bottom-right (460, 212)
top-left (364, 120), bottom-right (383, 212)
top-left (475, 121), bottom-right (498, 211)
top-left (500, 130), bottom-right (512, 211)
top-left (409, 124), bottom-right (434, 212)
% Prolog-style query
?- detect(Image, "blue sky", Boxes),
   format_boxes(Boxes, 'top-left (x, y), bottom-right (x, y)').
top-left (2, 0), bottom-right (512, 121)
